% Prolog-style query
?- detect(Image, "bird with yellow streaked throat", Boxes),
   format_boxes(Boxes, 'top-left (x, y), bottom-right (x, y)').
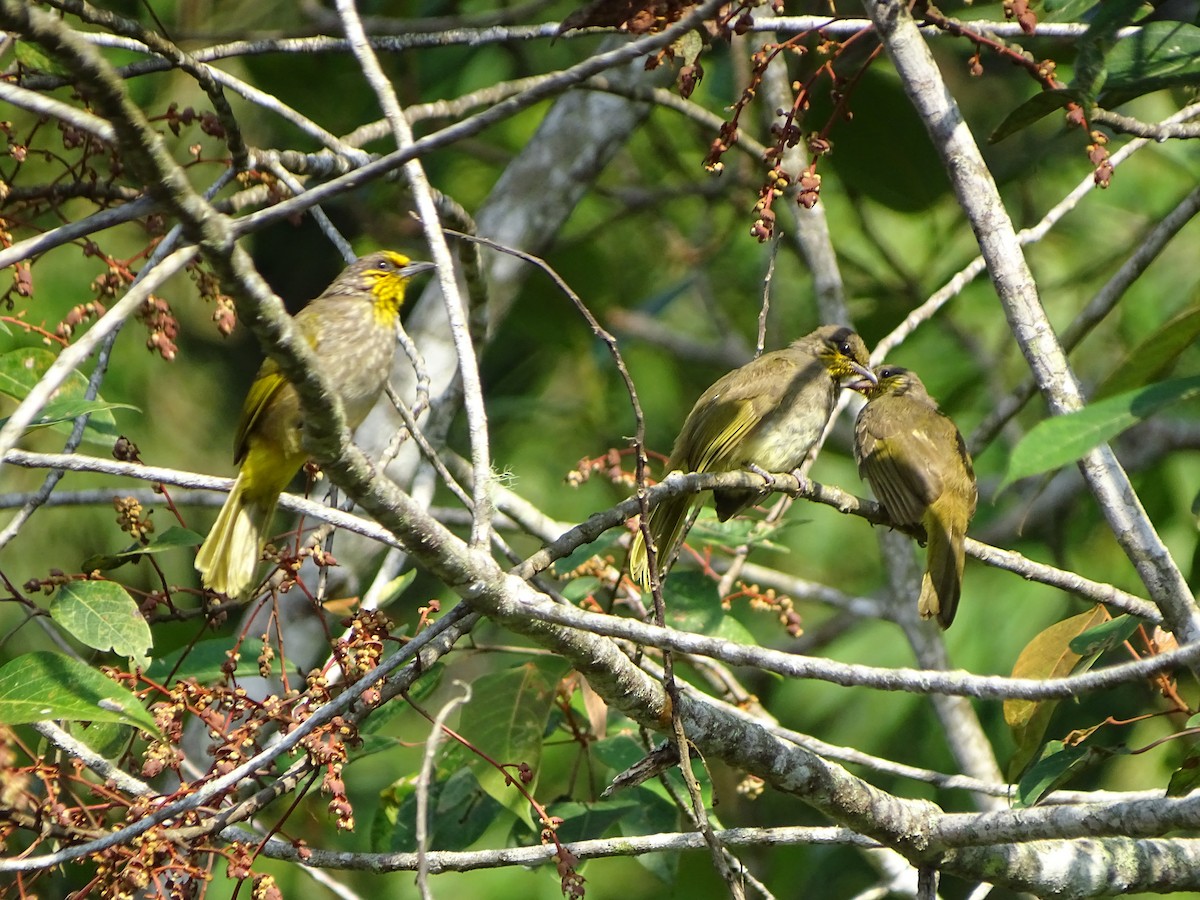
top-left (628, 325), bottom-right (876, 590)
top-left (851, 366), bottom-right (977, 629)
top-left (195, 251), bottom-right (435, 597)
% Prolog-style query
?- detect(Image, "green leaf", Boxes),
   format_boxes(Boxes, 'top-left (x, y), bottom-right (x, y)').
top-left (371, 767), bottom-right (503, 853)
top-left (13, 40), bottom-right (72, 76)
top-left (989, 89), bottom-right (1087, 143)
top-left (662, 571), bottom-right (757, 645)
top-left (1005, 607), bottom-right (1110, 779)
top-left (146, 637), bottom-right (268, 684)
top-left (1043, 0), bottom-right (1104, 22)
top-left (371, 569), bottom-right (417, 611)
top-left (549, 799), bottom-right (639, 842)
top-left (1068, 614), bottom-right (1141, 656)
top-left (454, 660), bottom-right (564, 826)
top-left (619, 785), bottom-right (679, 883)
top-left (49, 581), bottom-right (152, 669)
top-left (1000, 375), bottom-right (1200, 489)
top-left (1167, 746), bottom-right (1200, 797)
top-left (1100, 21), bottom-right (1200, 104)
top-left (1069, 0), bottom-right (1146, 100)
top-left (1095, 304), bottom-right (1200, 399)
top-left (0, 651), bottom-right (160, 735)
top-left (82, 526), bottom-right (205, 571)
top-left (1014, 741), bottom-right (1102, 807)
top-left (0, 348), bottom-right (126, 442)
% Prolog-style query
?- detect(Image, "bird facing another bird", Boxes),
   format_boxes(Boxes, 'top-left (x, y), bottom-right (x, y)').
top-left (851, 366), bottom-right (977, 629)
top-left (195, 250), bottom-right (435, 598)
top-left (628, 325), bottom-right (875, 590)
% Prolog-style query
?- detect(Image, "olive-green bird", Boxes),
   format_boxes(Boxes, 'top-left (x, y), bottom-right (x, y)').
top-left (628, 325), bottom-right (875, 589)
top-left (195, 251), bottom-right (435, 597)
top-left (852, 366), bottom-right (977, 629)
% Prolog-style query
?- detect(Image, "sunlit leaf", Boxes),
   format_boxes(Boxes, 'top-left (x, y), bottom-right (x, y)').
top-left (989, 89), bottom-right (1086, 143)
top-left (1005, 607), bottom-right (1109, 779)
top-left (146, 637), bottom-right (268, 684)
top-left (1014, 740), bottom-right (1105, 807)
top-left (82, 526), bottom-right (204, 571)
top-left (1100, 21), bottom-right (1200, 103)
top-left (1167, 746), bottom-right (1200, 797)
top-left (455, 660), bottom-right (566, 826)
top-left (0, 651), bottom-right (159, 735)
top-left (1095, 304), bottom-right (1200, 399)
top-left (662, 570), bottom-right (757, 645)
top-left (0, 348), bottom-right (126, 442)
top-left (1000, 375), bottom-right (1200, 489)
top-left (1068, 614), bottom-right (1140, 656)
top-left (49, 581), bottom-right (152, 669)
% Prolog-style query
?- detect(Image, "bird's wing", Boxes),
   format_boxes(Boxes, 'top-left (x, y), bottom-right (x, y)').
top-left (232, 315), bottom-right (323, 465)
top-left (676, 353), bottom-right (805, 472)
top-left (857, 401), bottom-right (952, 525)
top-left (232, 369), bottom-right (288, 465)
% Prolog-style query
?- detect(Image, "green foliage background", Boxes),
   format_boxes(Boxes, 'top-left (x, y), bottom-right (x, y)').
top-left (2, 0), bottom-right (1200, 897)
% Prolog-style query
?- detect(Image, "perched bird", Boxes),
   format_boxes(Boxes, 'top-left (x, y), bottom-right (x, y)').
top-left (628, 325), bottom-right (875, 589)
top-left (852, 366), bottom-right (977, 629)
top-left (195, 251), bottom-right (435, 597)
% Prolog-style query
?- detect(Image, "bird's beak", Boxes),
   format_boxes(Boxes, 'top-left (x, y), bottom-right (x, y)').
top-left (844, 361), bottom-right (878, 393)
top-left (402, 260), bottom-right (437, 278)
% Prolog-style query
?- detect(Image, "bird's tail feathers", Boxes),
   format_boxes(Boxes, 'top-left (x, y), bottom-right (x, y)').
top-left (195, 471), bottom-right (276, 598)
top-left (918, 516), bottom-right (966, 629)
top-left (628, 494), bottom-right (694, 590)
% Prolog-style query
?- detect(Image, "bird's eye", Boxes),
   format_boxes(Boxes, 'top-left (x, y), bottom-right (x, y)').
top-left (838, 340), bottom-right (853, 356)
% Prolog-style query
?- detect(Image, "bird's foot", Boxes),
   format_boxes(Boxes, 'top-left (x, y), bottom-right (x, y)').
top-left (787, 468), bottom-right (810, 497)
top-left (747, 463), bottom-right (776, 491)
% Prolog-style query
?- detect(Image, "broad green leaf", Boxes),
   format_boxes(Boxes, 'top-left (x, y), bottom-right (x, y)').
top-left (1014, 740), bottom-right (1103, 807)
top-left (1167, 746), bottom-right (1200, 797)
top-left (619, 785), bottom-right (680, 883)
top-left (1068, 614), bottom-right (1141, 656)
top-left (0, 348), bottom-right (124, 442)
top-left (82, 526), bottom-right (204, 571)
top-left (1000, 375), bottom-right (1200, 489)
top-left (69, 720), bottom-right (131, 760)
top-left (1095, 304), bottom-right (1200, 399)
top-left (10, 396), bottom-right (137, 435)
top-left (662, 571), bottom-right (757, 645)
top-left (455, 660), bottom-right (564, 826)
top-left (1005, 607), bottom-right (1109, 779)
top-left (146, 637), bottom-right (268, 684)
top-left (1043, 0), bottom-right (1104, 22)
top-left (548, 799), bottom-right (639, 842)
top-left (1069, 0), bottom-right (1145, 97)
top-left (371, 767), bottom-right (503, 853)
top-left (13, 40), bottom-right (71, 76)
top-left (989, 89), bottom-right (1087, 143)
top-left (1100, 21), bottom-right (1200, 103)
top-left (49, 581), bottom-right (152, 669)
top-left (371, 569), bottom-right (417, 611)
top-left (358, 662), bottom-right (444, 737)
top-left (0, 651), bottom-right (160, 735)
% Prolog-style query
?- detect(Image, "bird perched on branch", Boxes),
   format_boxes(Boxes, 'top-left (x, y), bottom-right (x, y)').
top-left (195, 250), bottom-right (435, 597)
top-left (851, 366), bottom-right (977, 629)
top-left (628, 325), bottom-right (875, 589)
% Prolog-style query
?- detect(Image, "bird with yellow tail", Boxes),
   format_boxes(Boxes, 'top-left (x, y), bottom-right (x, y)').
top-left (195, 250), bottom-right (435, 597)
top-left (851, 366), bottom-right (977, 629)
top-left (628, 325), bottom-right (875, 589)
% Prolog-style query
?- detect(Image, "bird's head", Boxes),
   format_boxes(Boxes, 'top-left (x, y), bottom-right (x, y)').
top-left (807, 325), bottom-right (876, 386)
top-left (336, 250), bottom-right (436, 324)
top-left (848, 365), bottom-right (926, 399)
